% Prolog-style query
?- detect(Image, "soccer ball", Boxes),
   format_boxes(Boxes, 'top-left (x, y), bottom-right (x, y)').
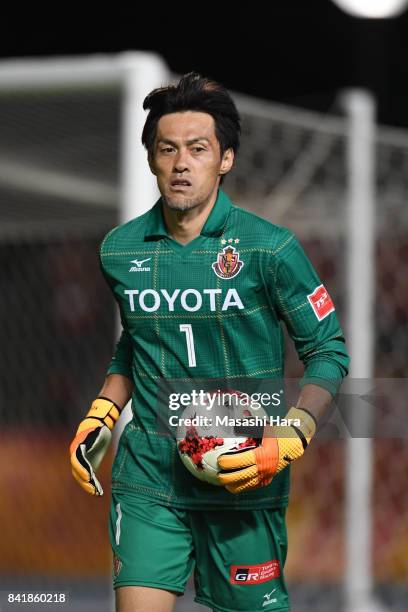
top-left (176, 390), bottom-right (265, 486)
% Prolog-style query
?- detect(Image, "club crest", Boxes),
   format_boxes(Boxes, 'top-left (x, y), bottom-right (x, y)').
top-left (212, 245), bottom-right (244, 279)
top-left (113, 552), bottom-right (122, 578)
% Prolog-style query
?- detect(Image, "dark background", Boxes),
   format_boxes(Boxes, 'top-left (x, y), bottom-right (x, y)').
top-left (2, 1), bottom-right (408, 127)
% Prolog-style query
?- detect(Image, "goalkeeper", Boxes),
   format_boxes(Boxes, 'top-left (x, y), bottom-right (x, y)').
top-left (69, 72), bottom-right (349, 612)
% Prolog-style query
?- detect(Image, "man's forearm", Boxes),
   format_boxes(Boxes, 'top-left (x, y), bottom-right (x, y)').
top-left (98, 373), bottom-right (134, 410)
top-left (296, 383), bottom-right (333, 424)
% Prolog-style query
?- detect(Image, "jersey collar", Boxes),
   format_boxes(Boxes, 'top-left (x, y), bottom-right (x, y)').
top-left (144, 189), bottom-right (233, 241)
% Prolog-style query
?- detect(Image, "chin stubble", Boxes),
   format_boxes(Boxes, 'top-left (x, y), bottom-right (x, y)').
top-left (163, 196), bottom-right (202, 211)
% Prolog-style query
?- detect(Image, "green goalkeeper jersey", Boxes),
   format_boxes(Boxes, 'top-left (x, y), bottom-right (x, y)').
top-left (100, 189), bottom-right (349, 509)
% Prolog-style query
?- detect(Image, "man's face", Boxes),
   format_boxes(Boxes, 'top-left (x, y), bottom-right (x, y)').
top-left (149, 111), bottom-right (233, 211)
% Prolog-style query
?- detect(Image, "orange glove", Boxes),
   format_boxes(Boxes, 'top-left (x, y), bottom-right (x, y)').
top-left (69, 397), bottom-right (121, 496)
top-left (218, 406), bottom-right (317, 494)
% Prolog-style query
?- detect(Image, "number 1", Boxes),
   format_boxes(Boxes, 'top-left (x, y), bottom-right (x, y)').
top-left (179, 324), bottom-right (196, 367)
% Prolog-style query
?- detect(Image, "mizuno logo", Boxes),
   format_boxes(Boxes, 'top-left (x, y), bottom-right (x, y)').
top-left (129, 258), bottom-right (151, 272)
top-left (262, 589), bottom-right (277, 607)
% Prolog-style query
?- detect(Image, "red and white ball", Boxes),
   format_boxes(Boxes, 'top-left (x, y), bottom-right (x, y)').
top-left (176, 390), bottom-right (265, 486)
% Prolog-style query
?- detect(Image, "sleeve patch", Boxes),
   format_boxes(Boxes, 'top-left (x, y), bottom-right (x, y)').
top-left (307, 284), bottom-right (335, 321)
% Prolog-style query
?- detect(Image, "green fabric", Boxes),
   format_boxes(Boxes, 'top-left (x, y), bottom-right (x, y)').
top-left (101, 189), bottom-right (349, 509)
top-left (110, 491), bottom-right (290, 611)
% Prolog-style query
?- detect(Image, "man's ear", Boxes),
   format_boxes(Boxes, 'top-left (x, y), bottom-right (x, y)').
top-left (219, 148), bottom-right (234, 176)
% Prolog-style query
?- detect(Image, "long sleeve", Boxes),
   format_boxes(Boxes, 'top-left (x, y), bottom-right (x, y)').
top-left (106, 327), bottom-right (133, 380)
top-left (271, 230), bottom-right (350, 396)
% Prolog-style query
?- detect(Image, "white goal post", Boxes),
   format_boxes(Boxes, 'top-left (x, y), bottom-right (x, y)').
top-left (0, 52), bottom-right (169, 441)
top-left (0, 52), bottom-right (168, 219)
top-left (343, 90), bottom-right (385, 612)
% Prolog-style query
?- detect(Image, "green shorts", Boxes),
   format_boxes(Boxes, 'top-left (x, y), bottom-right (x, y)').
top-left (109, 491), bottom-right (290, 612)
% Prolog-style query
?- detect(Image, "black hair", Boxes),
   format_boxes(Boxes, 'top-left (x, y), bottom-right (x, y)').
top-left (142, 72), bottom-right (241, 162)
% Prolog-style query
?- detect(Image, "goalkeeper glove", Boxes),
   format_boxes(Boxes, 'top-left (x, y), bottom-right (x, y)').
top-left (69, 397), bottom-right (121, 496)
top-left (218, 406), bottom-right (317, 494)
